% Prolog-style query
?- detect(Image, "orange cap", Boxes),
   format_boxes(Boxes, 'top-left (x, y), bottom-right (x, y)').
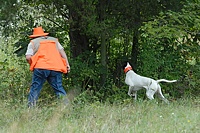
top-left (29, 26), bottom-right (49, 38)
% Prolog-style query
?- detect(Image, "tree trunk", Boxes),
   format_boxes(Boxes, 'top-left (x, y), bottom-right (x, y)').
top-left (69, 6), bottom-right (89, 58)
top-left (100, 32), bottom-right (107, 86)
top-left (99, 0), bottom-right (107, 87)
top-left (131, 29), bottom-right (139, 70)
top-left (131, 2), bottom-right (141, 71)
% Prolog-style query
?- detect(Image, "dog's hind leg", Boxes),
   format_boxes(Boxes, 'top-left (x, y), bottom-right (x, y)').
top-left (157, 84), bottom-right (169, 104)
top-left (146, 89), bottom-right (156, 100)
top-left (134, 91), bottom-right (137, 100)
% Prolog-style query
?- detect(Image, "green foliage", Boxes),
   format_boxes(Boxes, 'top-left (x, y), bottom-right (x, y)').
top-left (66, 52), bottom-right (99, 89)
top-left (65, 50), bottom-right (129, 103)
top-left (0, 38), bottom-right (31, 105)
top-left (139, 1), bottom-right (200, 97)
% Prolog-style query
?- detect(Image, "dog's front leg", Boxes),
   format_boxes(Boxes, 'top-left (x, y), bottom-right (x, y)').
top-left (128, 86), bottom-right (133, 96)
top-left (131, 91), bottom-right (137, 100)
top-left (128, 86), bottom-right (137, 100)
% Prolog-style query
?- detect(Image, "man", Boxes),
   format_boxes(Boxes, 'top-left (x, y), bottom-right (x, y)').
top-left (25, 26), bottom-right (70, 107)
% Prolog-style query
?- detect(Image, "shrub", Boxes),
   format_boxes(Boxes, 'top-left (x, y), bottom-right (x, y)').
top-left (0, 40), bottom-right (31, 105)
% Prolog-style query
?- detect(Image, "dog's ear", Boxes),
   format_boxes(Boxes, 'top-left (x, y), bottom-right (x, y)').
top-left (122, 61), bottom-right (128, 70)
top-left (127, 62), bottom-right (130, 66)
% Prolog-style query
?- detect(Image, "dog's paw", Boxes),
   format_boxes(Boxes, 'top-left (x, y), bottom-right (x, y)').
top-left (128, 93), bottom-right (135, 97)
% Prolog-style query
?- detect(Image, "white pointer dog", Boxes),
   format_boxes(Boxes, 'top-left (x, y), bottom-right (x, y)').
top-left (123, 62), bottom-right (177, 103)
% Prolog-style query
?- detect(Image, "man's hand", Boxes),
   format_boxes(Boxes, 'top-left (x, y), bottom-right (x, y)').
top-left (67, 66), bottom-right (70, 73)
top-left (26, 55), bottom-right (32, 65)
top-left (59, 49), bottom-right (70, 73)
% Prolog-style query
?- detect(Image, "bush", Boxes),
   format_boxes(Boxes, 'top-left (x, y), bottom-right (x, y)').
top-left (0, 41), bottom-right (31, 105)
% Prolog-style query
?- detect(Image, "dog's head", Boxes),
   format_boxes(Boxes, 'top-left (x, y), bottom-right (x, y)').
top-left (122, 61), bottom-right (132, 73)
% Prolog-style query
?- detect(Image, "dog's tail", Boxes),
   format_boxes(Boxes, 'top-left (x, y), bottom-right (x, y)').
top-left (156, 79), bottom-right (177, 83)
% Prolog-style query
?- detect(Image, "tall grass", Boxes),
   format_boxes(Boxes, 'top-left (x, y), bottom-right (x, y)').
top-left (0, 98), bottom-right (199, 133)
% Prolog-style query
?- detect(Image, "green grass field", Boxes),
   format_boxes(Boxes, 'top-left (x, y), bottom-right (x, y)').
top-left (1, 98), bottom-right (199, 133)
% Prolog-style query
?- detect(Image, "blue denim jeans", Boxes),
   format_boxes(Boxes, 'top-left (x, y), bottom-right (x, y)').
top-left (28, 68), bottom-right (67, 107)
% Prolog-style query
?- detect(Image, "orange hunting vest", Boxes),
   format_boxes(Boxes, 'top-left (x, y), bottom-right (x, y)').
top-left (30, 40), bottom-right (67, 73)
